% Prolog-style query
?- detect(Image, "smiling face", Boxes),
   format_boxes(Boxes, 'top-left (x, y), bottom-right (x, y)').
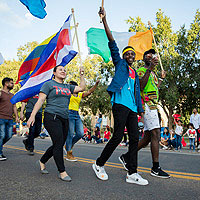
top-left (123, 50), bottom-right (135, 65)
top-left (144, 53), bottom-right (154, 66)
top-left (53, 65), bottom-right (66, 80)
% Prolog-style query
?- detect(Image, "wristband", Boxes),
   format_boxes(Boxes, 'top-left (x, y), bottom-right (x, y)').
top-left (159, 78), bottom-right (164, 81)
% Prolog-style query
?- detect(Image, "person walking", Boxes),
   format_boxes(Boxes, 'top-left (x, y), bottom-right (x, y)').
top-left (0, 77), bottom-right (19, 161)
top-left (119, 49), bottom-right (170, 178)
top-left (92, 8), bottom-right (148, 185)
top-left (190, 108), bottom-right (200, 148)
top-left (20, 95), bottom-right (42, 155)
top-left (27, 65), bottom-right (85, 181)
top-left (65, 80), bottom-right (99, 161)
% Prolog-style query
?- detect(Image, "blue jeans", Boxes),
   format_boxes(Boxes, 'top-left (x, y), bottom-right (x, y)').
top-left (189, 138), bottom-right (195, 151)
top-left (65, 110), bottom-right (84, 151)
top-left (175, 134), bottom-right (182, 150)
top-left (0, 119), bottom-right (13, 155)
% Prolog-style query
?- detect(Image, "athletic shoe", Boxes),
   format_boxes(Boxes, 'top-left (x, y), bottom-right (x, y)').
top-left (162, 146), bottom-right (168, 150)
top-left (126, 173), bottom-right (148, 185)
top-left (119, 155), bottom-right (128, 171)
top-left (0, 154), bottom-right (7, 161)
top-left (28, 149), bottom-right (34, 156)
top-left (65, 150), bottom-right (77, 162)
top-left (92, 162), bottom-right (108, 181)
top-left (151, 167), bottom-right (170, 178)
top-left (23, 139), bottom-right (29, 151)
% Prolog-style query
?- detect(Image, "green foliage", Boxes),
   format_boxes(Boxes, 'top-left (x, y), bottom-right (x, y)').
top-left (127, 9), bottom-right (200, 128)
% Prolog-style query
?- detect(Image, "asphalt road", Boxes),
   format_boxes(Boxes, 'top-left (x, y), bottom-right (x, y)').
top-left (0, 136), bottom-right (200, 200)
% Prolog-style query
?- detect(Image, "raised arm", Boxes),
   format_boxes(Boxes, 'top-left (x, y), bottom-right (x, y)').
top-left (82, 80), bottom-right (100, 98)
top-left (27, 93), bottom-right (46, 127)
top-left (99, 7), bottom-right (114, 42)
top-left (74, 68), bottom-right (86, 94)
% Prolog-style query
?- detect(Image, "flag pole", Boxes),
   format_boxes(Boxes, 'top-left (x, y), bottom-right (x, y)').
top-left (100, 0), bottom-right (104, 23)
top-left (148, 21), bottom-right (164, 71)
top-left (71, 8), bottom-right (83, 67)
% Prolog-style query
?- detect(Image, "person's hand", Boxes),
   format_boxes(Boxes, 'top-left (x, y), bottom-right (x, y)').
top-left (20, 112), bottom-right (24, 121)
top-left (27, 116), bottom-right (35, 128)
top-left (98, 7), bottom-right (106, 19)
top-left (80, 67), bottom-right (84, 76)
top-left (139, 113), bottom-right (144, 124)
top-left (161, 70), bottom-right (166, 79)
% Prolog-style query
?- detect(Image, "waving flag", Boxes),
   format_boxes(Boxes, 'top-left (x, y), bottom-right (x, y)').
top-left (11, 15), bottom-right (77, 104)
top-left (86, 28), bottom-right (153, 62)
top-left (19, 0), bottom-right (47, 19)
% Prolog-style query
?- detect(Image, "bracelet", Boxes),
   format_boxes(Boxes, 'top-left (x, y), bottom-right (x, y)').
top-left (159, 78), bottom-right (164, 81)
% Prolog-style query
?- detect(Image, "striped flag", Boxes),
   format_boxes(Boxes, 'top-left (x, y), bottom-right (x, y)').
top-left (86, 28), bottom-right (153, 62)
top-left (11, 14), bottom-right (77, 104)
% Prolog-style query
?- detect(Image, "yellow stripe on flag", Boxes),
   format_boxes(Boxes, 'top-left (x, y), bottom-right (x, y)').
top-left (40, 33), bottom-right (58, 46)
top-left (128, 28), bottom-right (153, 60)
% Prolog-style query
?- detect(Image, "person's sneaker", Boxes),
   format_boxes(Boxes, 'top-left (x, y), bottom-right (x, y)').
top-left (28, 149), bottom-right (34, 156)
top-left (23, 139), bottom-right (29, 151)
top-left (126, 173), bottom-right (148, 185)
top-left (92, 162), bottom-right (108, 181)
top-left (119, 155), bottom-right (128, 171)
top-left (0, 155), bottom-right (7, 161)
top-left (151, 167), bottom-right (170, 178)
top-left (162, 146), bottom-right (168, 150)
top-left (65, 150), bottom-right (77, 162)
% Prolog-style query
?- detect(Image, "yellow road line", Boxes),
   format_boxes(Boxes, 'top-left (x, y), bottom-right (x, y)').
top-left (4, 145), bottom-right (200, 181)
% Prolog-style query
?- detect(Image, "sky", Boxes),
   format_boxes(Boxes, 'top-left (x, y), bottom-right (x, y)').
top-left (0, 0), bottom-right (199, 61)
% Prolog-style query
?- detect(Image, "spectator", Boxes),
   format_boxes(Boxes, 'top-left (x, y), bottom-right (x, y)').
top-left (138, 122), bottom-right (144, 140)
top-left (168, 129), bottom-right (177, 149)
top-left (0, 77), bottom-right (19, 161)
top-left (95, 114), bottom-right (102, 130)
top-left (103, 127), bottom-right (111, 142)
top-left (159, 128), bottom-right (170, 150)
top-left (190, 108), bottom-right (200, 148)
top-left (91, 127), bottom-right (102, 144)
top-left (120, 128), bottom-right (128, 146)
top-left (85, 129), bottom-right (92, 143)
top-left (174, 119), bottom-right (183, 151)
top-left (183, 123), bottom-right (197, 152)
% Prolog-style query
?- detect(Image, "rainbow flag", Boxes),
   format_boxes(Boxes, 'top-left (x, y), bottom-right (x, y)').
top-left (16, 33), bottom-right (57, 86)
top-left (11, 14), bottom-right (77, 104)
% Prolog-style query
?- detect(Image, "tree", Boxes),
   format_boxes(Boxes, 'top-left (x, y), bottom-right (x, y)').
top-left (126, 9), bottom-right (200, 128)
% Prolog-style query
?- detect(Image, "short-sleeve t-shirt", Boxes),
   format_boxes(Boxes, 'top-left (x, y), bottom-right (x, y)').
top-left (137, 67), bottom-right (159, 110)
top-left (161, 132), bottom-right (170, 140)
top-left (68, 92), bottom-right (83, 111)
top-left (186, 129), bottom-right (197, 138)
top-left (26, 95), bottom-right (42, 113)
top-left (40, 80), bottom-right (75, 119)
top-left (104, 131), bottom-right (111, 140)
top-left (175, 125), bottom-right (183, 136)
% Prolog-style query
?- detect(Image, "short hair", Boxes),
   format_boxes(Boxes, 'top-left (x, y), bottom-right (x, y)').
top-left (53, 65), bottom-right (63, 73)
top-left (143, 49), bottom-right (156, 60)
top-left (99, 114), bottom-right (102, 118)
top-left (2, 77), bottom-right (13, 86)
top-left (188, 123), bottom-right (194, 129)
top-left (69, 81), bottom-right (78, 86)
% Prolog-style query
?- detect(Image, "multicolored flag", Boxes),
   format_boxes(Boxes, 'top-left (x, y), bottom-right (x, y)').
top-left (86, 28), bottom-right (153, 62)
top-left (11, 14), bottom-right (77, 104)
top-left (19, 0), bottom-right (47, 19)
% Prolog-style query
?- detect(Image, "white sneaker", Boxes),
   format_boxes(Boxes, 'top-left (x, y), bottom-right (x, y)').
top-left (162, 146), bottom-right (168, 150)
top-left (126, 173), bottom-right (148, 185)
top-left (92, 162), bottom-right (108, 181)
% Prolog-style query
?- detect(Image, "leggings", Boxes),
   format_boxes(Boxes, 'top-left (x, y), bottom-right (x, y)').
top-left (40, 112), bottom-right (69, 173)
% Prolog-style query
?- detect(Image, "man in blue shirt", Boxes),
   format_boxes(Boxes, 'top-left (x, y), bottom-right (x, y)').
top-left (92, 8), bottom-right (148, 185)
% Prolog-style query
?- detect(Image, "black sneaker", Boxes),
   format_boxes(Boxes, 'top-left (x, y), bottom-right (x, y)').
top-left (28, 149), bottom-right (34, 156)
top-left (0, 155), bottom-right (7, 161)
top-left (23, 139), bottom-right (29, 151)
top-left (119, 155), bottom-right (128, 171)
top-left (151, 167), bottom-right (170, 178)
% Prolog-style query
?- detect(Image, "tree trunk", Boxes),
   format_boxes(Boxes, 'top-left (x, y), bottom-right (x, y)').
top-left (168, 106), bottom-right (173, 130)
